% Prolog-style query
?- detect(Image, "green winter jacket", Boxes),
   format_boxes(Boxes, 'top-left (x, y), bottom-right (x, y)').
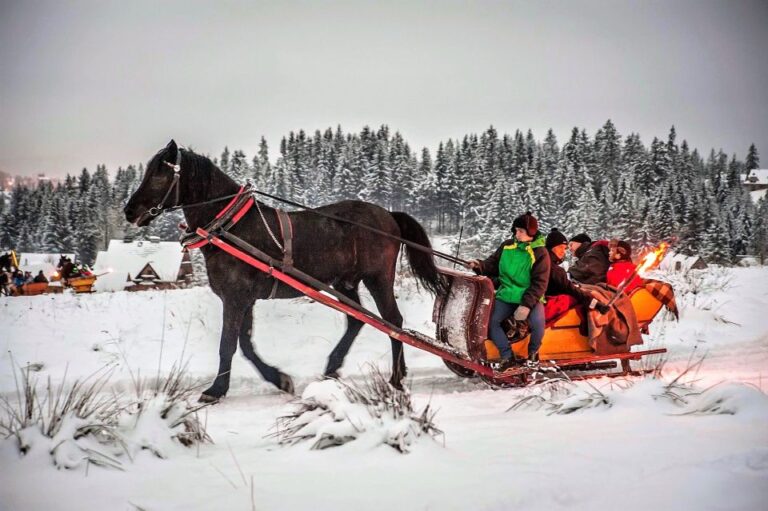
top-left (478, 233), bottom-right (551, 307)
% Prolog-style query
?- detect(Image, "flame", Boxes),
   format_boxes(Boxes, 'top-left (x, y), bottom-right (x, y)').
top-left (637, 242), bottom-right (668, 274)
top-left (52, 271), bottom-right (59, 278)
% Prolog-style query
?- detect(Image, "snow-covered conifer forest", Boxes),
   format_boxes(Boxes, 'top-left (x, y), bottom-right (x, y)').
top-left (2, 122), bottom-right (766, 263)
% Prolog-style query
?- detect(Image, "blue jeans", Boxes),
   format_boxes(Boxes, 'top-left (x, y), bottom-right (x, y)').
top-left (489, 299), bottom-right (545, 359)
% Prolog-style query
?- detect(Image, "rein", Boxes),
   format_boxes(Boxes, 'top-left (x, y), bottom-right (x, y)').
top-left (153, 151), bottom-right (469, 267)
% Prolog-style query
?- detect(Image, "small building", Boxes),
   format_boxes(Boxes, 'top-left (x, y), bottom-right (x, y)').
top-left (93, 237), bottom-right (193, 292)
top-left (659, 251), bottom-right (708, 273)
top-left (744, 169), bottom-right (768, 203)
top-left (743, 169), bottom-right (768, 191)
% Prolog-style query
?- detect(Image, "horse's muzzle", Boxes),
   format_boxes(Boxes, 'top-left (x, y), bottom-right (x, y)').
top-left (124, 204), bottom-right (151, 227)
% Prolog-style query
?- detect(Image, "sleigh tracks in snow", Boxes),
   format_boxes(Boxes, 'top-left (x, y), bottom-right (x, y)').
top-left (190, 220), bottom-right (666, 390)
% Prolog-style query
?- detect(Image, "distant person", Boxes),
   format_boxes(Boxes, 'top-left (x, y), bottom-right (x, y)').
top-left (13, 270), bottom-right (25, 287)
top-left (33, 270), bottom-right (49, 284)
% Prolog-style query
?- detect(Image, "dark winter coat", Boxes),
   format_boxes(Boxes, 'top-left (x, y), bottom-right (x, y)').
top-left (476, 235), bottom-right (551, 309)
top-left (546, 249), bottom-right (587, 299)
top-left (569, 240), bottom-right (610, 285)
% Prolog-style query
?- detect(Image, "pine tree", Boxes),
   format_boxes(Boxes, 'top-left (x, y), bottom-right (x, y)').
top-left (252, 137), bottom-right (272, 191)
top-left (745, 143), bottom-right (760, 178)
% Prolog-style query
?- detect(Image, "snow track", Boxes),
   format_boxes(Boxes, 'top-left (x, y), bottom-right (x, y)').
top-left (1, 267), bottom-right (767, 510)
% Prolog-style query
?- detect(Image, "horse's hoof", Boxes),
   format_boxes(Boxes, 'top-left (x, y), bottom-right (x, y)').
top-left (279, 373), bottom-right (295, 395)
top-left (198, 393), bottom-right (221, 404)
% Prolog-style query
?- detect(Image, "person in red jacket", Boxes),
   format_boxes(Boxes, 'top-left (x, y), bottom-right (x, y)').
top-left (606, 239), bottom-right (642, 294)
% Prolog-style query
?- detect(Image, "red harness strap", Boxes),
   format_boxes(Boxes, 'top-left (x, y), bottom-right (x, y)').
top-left (215, 186), bottom-right (245, 219)
top-left (182, 187), bottom-right (253, 250)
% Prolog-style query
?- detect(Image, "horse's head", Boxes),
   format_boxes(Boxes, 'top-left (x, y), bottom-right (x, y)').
top-left (124, 139), bottom-right (184, 227)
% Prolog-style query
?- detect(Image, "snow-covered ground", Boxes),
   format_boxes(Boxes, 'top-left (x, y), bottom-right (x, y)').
top-left (1, 267), bottom-right (767, 510)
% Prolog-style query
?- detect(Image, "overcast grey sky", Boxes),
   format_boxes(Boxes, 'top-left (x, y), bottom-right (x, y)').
top-left (1, 0), bottom-right (767, 177)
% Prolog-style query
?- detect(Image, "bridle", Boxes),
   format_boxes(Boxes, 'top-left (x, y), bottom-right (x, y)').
top-left (136, 147), bottom-right (470, 267)
top-left (146, 148), bottom-right (183, 218)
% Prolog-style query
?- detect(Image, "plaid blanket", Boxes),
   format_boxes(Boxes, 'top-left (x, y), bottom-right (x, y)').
top-left (642, 278), bottom-right (679, 320)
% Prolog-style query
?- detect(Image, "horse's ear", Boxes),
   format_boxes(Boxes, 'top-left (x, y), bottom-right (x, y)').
top-left (166, 139), bottom-right (178, 159)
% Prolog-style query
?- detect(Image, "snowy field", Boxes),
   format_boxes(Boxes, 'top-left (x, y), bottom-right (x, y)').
top-left (1, 266), bottom-right (767, 511)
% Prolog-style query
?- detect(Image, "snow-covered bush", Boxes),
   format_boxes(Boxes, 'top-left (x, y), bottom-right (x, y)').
top-left (272, 366), bottom-right (442, 453)
top-left (0, 361), bottom-right (212, 470)
top-left (506, 358), bottom-right (768, 418)
top-left (647, 267), bottom-right (732, 304)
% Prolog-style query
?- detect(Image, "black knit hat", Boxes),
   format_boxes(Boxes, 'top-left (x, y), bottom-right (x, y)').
top-left (546, 228), bottom-right (568, 249)
top-left (569, 233), bottom-right (592, 244)
top-left (512, 212), bottom-right (539, 237)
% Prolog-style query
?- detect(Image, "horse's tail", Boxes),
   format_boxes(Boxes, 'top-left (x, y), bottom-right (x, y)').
top-left (390, 212), bottom-right (447, 296)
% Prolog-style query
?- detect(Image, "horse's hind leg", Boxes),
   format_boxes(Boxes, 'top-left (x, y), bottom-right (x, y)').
top-left (238, 306), bottom-right (294, 394)
top-left (363, 274), bottom-right (406, 389)
top-left (324, 286), bottom-right (365, 378)
top-left (200, 300), bottom-right (247, 402)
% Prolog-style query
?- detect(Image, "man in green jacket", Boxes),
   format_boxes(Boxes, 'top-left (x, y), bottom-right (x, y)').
top-left (467, 212), bottom-right (551, 368)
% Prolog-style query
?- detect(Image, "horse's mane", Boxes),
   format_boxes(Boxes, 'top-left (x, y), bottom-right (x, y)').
top-left (147, 146), bottom-right (233, 194)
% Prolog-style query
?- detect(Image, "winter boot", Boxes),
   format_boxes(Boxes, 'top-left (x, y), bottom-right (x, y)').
top-left (525, 352), bottom-right (540, 370)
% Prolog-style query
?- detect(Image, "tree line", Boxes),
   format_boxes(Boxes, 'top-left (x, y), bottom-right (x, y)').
top-left (1, 121), bottom-right (766, 265)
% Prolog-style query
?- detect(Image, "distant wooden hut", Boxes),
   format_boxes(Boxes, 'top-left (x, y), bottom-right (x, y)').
top-left (93, 237), bottom-right (193, 292)
top-left (659, 251), bottom-right (708, 273)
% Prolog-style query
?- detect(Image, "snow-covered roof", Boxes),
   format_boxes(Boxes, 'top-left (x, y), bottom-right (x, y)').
top-left (743, 169), bottom-right (768, 185)
top-left (17, 252), bottom-right (75, 278)
top-left (751, 188), bottom-right (767, 203)
top-left (659, 251), bottom-right (706, 272)
top-left (93, 239), bottom-right (184, 292)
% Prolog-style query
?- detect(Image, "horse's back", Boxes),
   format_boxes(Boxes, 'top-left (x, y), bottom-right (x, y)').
top-left (286, 200), bottom-right (401, 280)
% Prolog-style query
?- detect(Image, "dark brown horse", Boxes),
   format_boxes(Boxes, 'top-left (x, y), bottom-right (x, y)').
top-left (0, 252), bottom-right (17, 273)
top-left (1, 252), bottom-right (19, 296)
top-left (57, 256), bottom-right (76, 281)
top-left (124, 140), bottom-right (445, 402)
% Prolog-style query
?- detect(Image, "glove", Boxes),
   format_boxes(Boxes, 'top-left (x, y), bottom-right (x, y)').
top-left (589, 298), bottom-right (611, 314)
top-left (513, 305), bottom-right (530, 321)
top-left (595, 302), bottom-right (611, 314)
top-left (466, 260), bottom-right (482, 273)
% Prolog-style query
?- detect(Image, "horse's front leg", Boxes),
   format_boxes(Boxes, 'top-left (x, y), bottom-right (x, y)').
top-left (238, 306), bottom-right (295, 394)
top-left (200, 301), bottom-right (247, 403)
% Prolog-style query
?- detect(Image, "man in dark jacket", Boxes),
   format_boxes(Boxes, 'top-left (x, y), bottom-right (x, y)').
top-left (467, 212), bottom-right (550, 367)
top-left (568, 233), bottom-right (610, 285)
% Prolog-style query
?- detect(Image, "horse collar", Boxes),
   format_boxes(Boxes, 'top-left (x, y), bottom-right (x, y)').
top-left (180, 185), bottom-right (256, 250)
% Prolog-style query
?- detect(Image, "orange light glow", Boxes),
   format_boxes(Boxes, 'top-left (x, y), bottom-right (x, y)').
top-left (637, 242), bottom-right (668, 274)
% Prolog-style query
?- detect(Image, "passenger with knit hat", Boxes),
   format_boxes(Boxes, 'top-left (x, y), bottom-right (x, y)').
top-left (568, 232), bottom-right (610, 285)
top-left (466, 212), bottom-right (550, 368)
top-left (606, 239), bottom-right (643, 294)
top-left (546, 228), bottom-right (588, 299)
